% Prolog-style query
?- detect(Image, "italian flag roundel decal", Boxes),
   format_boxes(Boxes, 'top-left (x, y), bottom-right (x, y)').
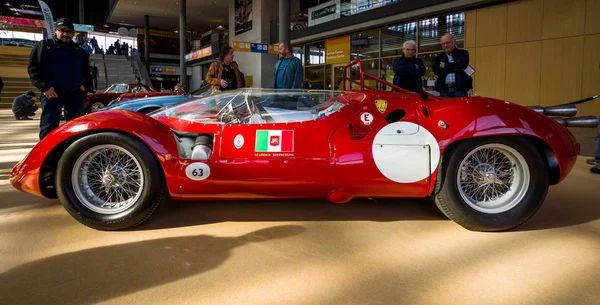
top-left (255, 130), bottom-right (294, 152)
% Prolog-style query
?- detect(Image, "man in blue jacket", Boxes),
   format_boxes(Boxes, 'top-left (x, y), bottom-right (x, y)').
top-left (393, 40), bottom-right (425, 93)
top-left (28, 18), bottom-right (91, 140)
top-left (433, 33), bottom-right (472, 98)
top-left (273, 43), bottom-right (303, 89)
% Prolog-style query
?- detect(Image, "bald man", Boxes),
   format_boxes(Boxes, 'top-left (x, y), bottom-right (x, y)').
top-left (433, 33), bottom-right (472, 98)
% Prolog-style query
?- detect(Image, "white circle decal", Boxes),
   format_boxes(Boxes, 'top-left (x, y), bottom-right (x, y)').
top-left (234, 134), bottom-right (244, 149)
top-left (372, 122), bottom-right (440, 183)
top-left (185, 162), bottom-right (211, 181)
top-left (360, 112), bottom-right (374, 125)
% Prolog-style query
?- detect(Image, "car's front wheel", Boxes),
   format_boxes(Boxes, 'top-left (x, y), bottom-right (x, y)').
top-left (56, 132), bottom-right (167, 230)
top-left (87, 99), bottom-right (106, 113)
top-left (433, 137), bottom-right (549, 231)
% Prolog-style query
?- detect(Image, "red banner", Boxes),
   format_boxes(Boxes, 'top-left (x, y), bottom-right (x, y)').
top-left (0, 16), bottom-right (46, 28)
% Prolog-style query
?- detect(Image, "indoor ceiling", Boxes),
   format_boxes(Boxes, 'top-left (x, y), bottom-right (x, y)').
top-left (108, 0), bottom-right (229, 33)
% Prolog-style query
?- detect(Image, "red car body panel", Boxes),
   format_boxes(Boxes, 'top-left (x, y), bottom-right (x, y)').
top-left (10, 111), bottom-right (182, 198)
top-left (11, 63), bottom-right (579, 203)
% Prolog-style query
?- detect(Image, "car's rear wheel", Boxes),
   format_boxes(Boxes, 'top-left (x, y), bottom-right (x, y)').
top-left (56, 132), bottom-right (166, 230)
top-left (433, 137), bottom-right (549, 231)
top-left (87, 99), bottom-right (106, 113)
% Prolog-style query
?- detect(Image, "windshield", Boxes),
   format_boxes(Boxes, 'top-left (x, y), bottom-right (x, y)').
top-left (104, 84), bottom-right (128, 93)
top-left (151, 89), bottom-right (349, 124)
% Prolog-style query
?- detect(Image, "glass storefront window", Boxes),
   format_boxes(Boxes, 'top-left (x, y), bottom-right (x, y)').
top-left (418, 13), bottom-right (465, 53)
top-left (350, 30), bottom-right (379, 60)
top-left (349, 59), bottom-right (378, 90)
top-left (381, 22), bottom-right (416, 58)
top-left (379, 57), bottom-right (397, 91)
top-left (307, 42), bottom-right (325, 65)
top-left (292, 46), bottom-right (305, 64)
top-left (421, 52), bottom-right (442, 91)
top-left (306, 66), bottom-right (326, 89)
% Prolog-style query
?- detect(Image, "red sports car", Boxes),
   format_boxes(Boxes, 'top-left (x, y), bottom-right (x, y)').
top-left (85, 82), bottom-right (154, 113)
top-left (10, 61), bottom-right (583, 232)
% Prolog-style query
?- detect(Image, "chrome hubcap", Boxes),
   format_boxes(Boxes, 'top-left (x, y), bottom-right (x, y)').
top-left (72, 145), bottom-right (144, 215)
top-left (457, 144), bottom-right (530, 214)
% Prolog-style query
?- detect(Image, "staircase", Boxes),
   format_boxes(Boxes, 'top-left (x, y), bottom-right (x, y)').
top-left (0, 46), bottom-right (40, 109)
top-left (91, 54), bottom-right (141, 91)
top-left (0, 46), bottom-right (140, 108)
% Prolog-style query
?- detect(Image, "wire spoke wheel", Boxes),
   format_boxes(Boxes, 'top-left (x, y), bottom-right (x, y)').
top-left (72, 144), bottom-right (144, 215)
top-left (91, 101), bottom-right (105, 112)
top-left (457, 144), bottom-right (530, 214)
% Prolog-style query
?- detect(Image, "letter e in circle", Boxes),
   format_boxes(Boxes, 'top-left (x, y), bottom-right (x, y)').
top-left (361, 112), bottom-right (374, 126)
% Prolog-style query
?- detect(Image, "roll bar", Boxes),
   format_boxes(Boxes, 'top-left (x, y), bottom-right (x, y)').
top-left (341, 60), bottom-right (410, 93)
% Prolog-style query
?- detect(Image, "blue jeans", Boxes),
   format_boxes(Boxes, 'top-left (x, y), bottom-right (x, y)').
top-left (39, 89), bottom-right (85, 140)
top-left (92, 77), bottom-right (98, 90)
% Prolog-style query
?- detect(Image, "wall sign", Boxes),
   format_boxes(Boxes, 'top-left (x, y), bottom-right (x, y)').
top-left (308, 0), bottom-right (341, 27)
top-left (184, 45), bottom-right (212, 62)
top-left (235, 0), bottom-right (253, 35)
top-left (233, 41), bottom-right (278, 55)
top-left (325, 36), bottom-right (350, 64)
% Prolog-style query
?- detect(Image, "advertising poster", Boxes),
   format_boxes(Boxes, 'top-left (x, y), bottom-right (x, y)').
top-left (235, 0), bottom-right (252, 35)
top-left (325, 36), bottom-right (350, 64)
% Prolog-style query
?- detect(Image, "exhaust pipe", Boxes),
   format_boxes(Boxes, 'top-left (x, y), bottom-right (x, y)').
top-left (552, 116), bottom-right (598, 128)
top-left (528, 105), bottom-right (578, 117)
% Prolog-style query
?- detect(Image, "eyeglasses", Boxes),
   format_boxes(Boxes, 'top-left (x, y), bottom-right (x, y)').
top-left (57, 29), bottom-right (73, 34)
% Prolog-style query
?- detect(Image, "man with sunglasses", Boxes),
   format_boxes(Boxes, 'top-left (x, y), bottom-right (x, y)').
top-left (28, 18), bottom-right (92, 140)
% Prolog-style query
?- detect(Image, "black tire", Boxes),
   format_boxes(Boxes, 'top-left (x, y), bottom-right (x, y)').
top-left (433, 137), bottom-right (549, 232)
top-left (56, 132), bottom-right (167, 230)
top-left (87, 99), bottom-right (106, 113)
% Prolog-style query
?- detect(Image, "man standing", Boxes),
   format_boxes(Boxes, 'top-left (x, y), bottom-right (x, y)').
top-left (90, 62), bottom-right (99, 90)
top-left (273, 43), bottom-right (303, 89)
top-left (205, 46), bottom-right (242, 94)
top-left (433, 33), bottom-right (472, 98)
top-left (12, 91), bottom-right (38, 120)
top-left (393, 40), bottom-right (426, 93)
top-left (28, 18), bottom-right (92, 140)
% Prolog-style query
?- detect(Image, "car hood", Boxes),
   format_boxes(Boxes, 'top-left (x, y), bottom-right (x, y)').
top-left (103, 95), bottom-right (194, 110)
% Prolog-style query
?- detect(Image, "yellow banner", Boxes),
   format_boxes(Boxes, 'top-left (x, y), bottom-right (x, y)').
top-left (232, 41), bottom-right (251, 52)
top-left (325, 36), bottom-right (350, 64)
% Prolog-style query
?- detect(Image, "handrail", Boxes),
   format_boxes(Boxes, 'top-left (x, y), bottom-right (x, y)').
top-left (101, 52), bottom-right (108, 89)
top-left (342, 60), bottom-right (411, 94)
top-left (131, 50), bottom-right (154, 90)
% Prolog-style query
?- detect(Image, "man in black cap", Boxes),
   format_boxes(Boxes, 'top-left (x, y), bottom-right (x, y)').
top-left (27, 18), bottom-right (92, 140)
top-left (12, 91), bottom-right (38, 120)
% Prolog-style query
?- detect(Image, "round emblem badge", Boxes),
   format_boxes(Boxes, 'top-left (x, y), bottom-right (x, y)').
top-left (360, 112), bottom-right (374, 125)
top-left (234, 134), bottom-right (244, 149)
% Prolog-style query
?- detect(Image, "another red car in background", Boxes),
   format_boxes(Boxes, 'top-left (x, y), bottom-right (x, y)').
top-left (112, 87), bottom-right (185, 104)
top-left (85, 83), bottom-right (154, 113)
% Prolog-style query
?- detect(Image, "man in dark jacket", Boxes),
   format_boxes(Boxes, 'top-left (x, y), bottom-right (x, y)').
top-left (433, 33), bottom-right (472, 98)
top-left (393, 40), bottom-right (425, 93)
top-left (12, 91), bottom-right (38, 120)
top-left (28, 18), bottom-right (91, 140)
top-left (273, 43), bottom-right (303, 89)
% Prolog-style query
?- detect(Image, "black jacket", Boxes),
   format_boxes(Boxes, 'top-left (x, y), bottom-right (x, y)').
top-left (433, 47), bottom-right (472, 92)
top-left (393, 56), bottom-right (425, 93)
top-left (28, 38), bottom-right (92, 92)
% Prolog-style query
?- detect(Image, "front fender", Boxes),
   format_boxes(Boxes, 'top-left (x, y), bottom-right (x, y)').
top-left (416, 97), bottom-right (578, 192)
top-left (10, 110), bottom-right (181, 199)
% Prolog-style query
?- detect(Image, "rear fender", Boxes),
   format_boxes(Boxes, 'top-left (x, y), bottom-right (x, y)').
top-left (414, 98), bottom-right (578, 193)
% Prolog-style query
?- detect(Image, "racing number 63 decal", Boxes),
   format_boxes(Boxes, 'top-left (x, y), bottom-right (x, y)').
top-left (185, 162), bottom-right (211, 181)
